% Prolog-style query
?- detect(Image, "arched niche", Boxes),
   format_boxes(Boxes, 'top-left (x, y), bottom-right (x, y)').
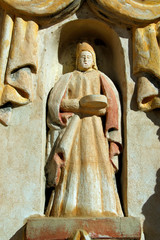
top-left (58, 19), bottom-right (126, 98)
top-left (57, 18), bottom-right (128, 215)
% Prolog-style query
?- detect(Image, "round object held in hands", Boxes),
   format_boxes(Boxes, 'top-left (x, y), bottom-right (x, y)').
top-left (80, 94), bottom-right (107, 108)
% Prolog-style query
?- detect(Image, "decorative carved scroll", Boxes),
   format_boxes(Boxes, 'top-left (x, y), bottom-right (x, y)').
top-left (133, 22), bottom-right (160, 111)
top-left (87, 0), bottom-right (160, 26)
top-left (3, 17), bottom-right (38, 105)
top-left (1, 0), bottom-right (160, 27)
top-left (0, 11), bottom-right (38, 125)
top-left (0, 0), bottom-right (83, 25)
top-left (0, 0), bottom-right (83, 125)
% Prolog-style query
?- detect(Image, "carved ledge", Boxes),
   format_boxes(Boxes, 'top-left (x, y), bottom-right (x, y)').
top-left (26, 217), bottom-right (141, 240)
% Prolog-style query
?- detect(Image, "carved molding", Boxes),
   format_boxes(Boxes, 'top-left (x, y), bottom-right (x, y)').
top-left (0, 0), bottom-right (83, 25)
top-left (0, 0), bottom-right (160, 26)
top-left (87, 0), bottom-right (160, 26)
top-left (133, 22), bottom-right (160, 111)
top-left (0, 12), bottom-right (39, 125)
top-left (0, 0), bottom-right (75, 15)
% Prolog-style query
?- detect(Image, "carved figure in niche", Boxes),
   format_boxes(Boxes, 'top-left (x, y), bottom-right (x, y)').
top-left (46, 42), bottom-right (123, 217)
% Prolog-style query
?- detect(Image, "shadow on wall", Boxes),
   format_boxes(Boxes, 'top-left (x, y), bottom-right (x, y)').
top-left (142, 168), bottom-right (160, 240)
top-left (9, 225), bottom-right (25, 240)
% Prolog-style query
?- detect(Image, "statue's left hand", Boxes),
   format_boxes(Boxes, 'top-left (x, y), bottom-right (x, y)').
top-left (46, 152), bottom-right (65, 187)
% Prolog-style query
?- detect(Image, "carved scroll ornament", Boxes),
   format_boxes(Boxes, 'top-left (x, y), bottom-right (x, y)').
top-left (0, 0), bottom-right (76, 16)
top-left (0, 0), bottom-right (83, 25)
top-left (0, 0), bottom-right (82, 125)
top-left (1, 0), bottom-right (160, 26)
top-left (87, 0), bottom-right (160, 112)
top-left (133, 22), bottom-right (160, 111)
top-left (87, 0), bottom-right (160, 26)
top-left (0, 12), bottom-right (38, 125)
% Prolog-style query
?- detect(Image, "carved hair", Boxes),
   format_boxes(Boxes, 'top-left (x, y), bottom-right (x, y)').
top-left (76, 42), bottom-right (98, 70)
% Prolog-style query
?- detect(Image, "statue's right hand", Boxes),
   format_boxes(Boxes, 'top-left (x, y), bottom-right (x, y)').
top-left (60, 99), bottom-right (80, 113)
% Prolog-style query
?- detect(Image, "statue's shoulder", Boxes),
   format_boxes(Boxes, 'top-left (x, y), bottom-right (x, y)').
top-left (99, 71), bottom-right (114, 85)
top-left (58, 72), bottom-right (73, 82)
top-left (99, 71), bottom-right (119, 96)
top-left (98, 71), bottom-right (111, 80)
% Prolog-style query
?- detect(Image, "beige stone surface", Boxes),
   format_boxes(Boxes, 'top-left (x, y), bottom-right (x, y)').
top-left (0, 103), bottom-right (46, 239)
top-left (120, 32), bottom-right (160, 240)
top-left (0, 2), bottom-right (159, 240)
top-left (0, 22), bottom-right (46, 239)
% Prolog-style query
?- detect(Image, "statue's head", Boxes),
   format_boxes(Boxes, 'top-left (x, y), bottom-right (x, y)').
top-left (76, 42), bottom-right (98, 71)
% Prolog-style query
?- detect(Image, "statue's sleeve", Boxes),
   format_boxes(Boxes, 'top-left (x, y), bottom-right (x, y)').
top-left (47, 73), bottom-right (72, 130)
top-left (100, 73), bottom-right (122, 171)
top-left (46, 73), bottom-right (73, 187)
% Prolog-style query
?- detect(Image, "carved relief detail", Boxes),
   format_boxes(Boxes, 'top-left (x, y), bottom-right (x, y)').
top-left (87, 0), bottom-right (160, 26)
top-left (45, 42), bottom-right (123, 217)
top-left (0, 0), bottom-right (159, 125)
top-left (71, 230), bottom-right (91, 240)
top-left (133, 22), bottom-right (160, 111)
top-left (0, 12), bottom-right (38, 125)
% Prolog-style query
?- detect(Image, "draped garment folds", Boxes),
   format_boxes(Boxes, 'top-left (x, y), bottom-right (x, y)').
top-left (0, 13), bottom-right (38, 125)
top-left (46, 69), bottom-right (123, 217)
top-left (133, 22), bottom-right (160, 111)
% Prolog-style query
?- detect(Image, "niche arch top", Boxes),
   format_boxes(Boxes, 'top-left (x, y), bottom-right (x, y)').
top-left (58, 18), bottom-right (126, 95)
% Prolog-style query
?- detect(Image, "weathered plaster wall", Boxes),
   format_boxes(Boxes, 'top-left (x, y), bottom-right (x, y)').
top-left (0, 80), bottom-right (46, 239)
top-left (0, 2), bottom-right (160, 240)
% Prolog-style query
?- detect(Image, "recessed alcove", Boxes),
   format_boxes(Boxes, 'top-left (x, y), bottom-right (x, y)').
top-left (45, 18), bottom-right (128, 216)
top-left (58, 19), bottom-right (126, 97)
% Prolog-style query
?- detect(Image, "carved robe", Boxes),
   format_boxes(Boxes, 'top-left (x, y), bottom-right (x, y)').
top-left (46, 69), bottom-right (123, 217)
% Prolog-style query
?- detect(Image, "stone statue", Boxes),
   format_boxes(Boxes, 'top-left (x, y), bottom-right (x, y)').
top-left (46, 42), bottom-right (123, 217)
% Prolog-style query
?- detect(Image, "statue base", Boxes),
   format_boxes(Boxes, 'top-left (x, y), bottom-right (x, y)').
top-left (26, 217), bottom-right (141, 240)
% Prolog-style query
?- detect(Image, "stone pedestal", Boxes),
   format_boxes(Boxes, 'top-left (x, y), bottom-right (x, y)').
top-left (26, 217), bottom-right (141, 240)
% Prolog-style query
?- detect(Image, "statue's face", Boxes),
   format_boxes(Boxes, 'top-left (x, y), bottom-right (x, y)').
top-left (78, 51), bottom-right (93, 71)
